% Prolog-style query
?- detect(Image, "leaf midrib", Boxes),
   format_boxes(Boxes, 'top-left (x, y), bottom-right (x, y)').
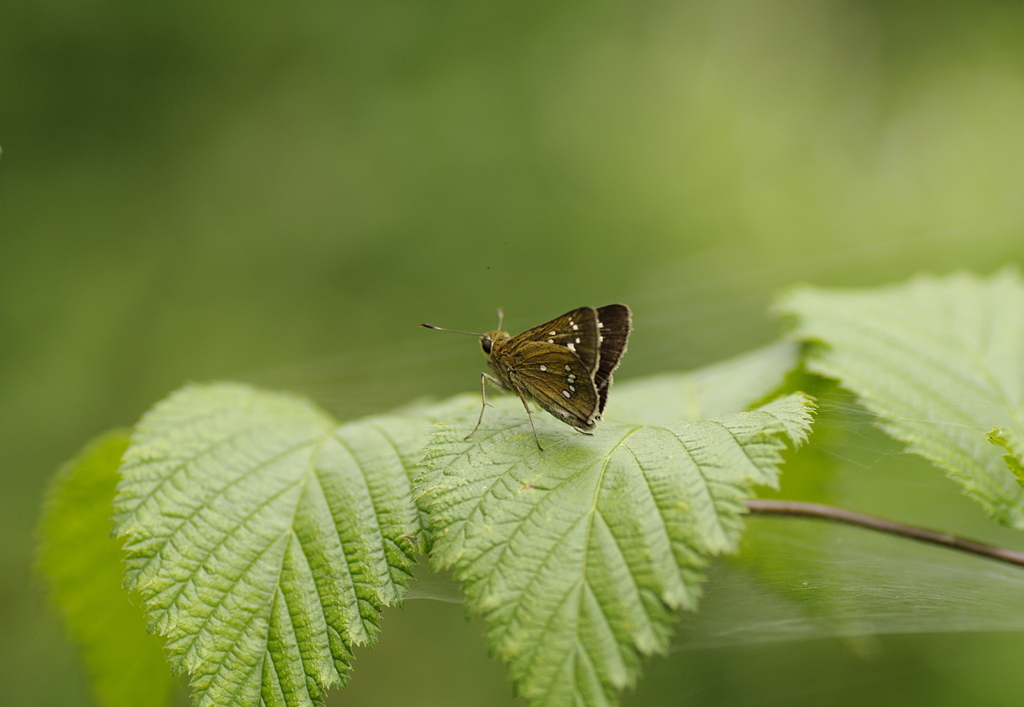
top-left (517, 427), bottom-right (640, 693)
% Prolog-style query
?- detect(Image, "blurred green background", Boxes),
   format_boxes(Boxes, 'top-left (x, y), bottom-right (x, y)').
top-left (4, 0), bottom-right (1024, 704)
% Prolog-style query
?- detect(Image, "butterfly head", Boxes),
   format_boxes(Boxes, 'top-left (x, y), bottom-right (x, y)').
top-left (480, 330), bottom-right (510, 356)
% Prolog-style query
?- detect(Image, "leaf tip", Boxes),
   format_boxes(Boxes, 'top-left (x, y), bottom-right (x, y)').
top-left (987, 426), bottom-right (1024, 487)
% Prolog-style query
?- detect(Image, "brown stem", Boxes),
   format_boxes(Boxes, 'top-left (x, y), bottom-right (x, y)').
top-left (745, 499), bottom-right (1024, 568)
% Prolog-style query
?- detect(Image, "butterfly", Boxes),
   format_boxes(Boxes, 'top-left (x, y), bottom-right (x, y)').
top-left (421, 304), bottom-right (631, 449)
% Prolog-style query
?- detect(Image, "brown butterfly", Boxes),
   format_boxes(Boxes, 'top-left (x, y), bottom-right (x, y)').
top-left (421, 304), bottom-right (631, 450)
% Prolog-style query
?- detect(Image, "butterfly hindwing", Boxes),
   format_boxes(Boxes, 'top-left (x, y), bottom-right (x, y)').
top-left (593, 304), bottom-right (632, 415)
top-left (508, 341), bottom-right (600, 430)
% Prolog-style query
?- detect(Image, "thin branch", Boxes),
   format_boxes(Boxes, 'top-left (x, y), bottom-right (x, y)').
top-left (746, 499), bottom-right (1024, 568)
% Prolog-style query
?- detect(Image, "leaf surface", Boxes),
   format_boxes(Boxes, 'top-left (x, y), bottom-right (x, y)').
top-left (418, 393), bottom-right (813, 706)
top-left (38, 431), bottom-right (175, 707)
top-left (113, 383), bottom-right (434, 707)
top-left (778, 268), bottom-right (1024, 527)
top-left (605, 340), bottom-right (799, 425)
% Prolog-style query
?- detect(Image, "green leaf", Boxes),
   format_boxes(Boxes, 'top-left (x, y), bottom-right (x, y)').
top-left (38, 430), bottom-right (175, 707)
top-left (605, 339), bottom-right (800, 425)
top-left (778, 268), bottom-right (1024, 528)
top-left (988, 426), bottom-right (1024, 488)
top-left (113, 383), bottom-right (434, 707)
top-left (417, 393), bottom-right (814, 707)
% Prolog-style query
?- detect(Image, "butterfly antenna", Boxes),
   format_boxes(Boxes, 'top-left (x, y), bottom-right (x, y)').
top-left (419, 323), bottom-right (485, 336)
top-left (496, 308), bottom-right (504, 330)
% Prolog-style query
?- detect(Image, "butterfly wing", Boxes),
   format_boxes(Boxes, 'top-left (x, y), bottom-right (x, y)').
top-left (505, 342), bottom-right (600, 431)
top-left (489, 305), bottom-right (630, 432)
top-left (594, 304), bottom-right (632, 415)
top-left (508, 307), bottom-right (601, 377)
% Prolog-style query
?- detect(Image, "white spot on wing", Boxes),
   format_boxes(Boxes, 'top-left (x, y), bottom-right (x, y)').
top-left (564, 365), bottom-right (571, 371)
top-left (540, 365), bottom-right (547, 371)
top-left (567, 343), bottom-right (576, 352)
top-left (562, 390), bottom-right (571, 398)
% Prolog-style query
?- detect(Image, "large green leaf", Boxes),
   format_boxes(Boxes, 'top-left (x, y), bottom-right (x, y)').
top-left (778, 268), bottom-right (1024, 528)
top-left (418, 392), bottom-right (814, 707)
top-left (112, 383), bottom-right (435, 707)
top-left (38, 430), bottom-right (175, 707)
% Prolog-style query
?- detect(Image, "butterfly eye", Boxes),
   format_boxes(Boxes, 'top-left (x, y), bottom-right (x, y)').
top-left (480, 336), bottom-right (493, 355)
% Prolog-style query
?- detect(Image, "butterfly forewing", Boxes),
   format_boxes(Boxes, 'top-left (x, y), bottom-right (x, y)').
top-left (593, 304), bottom-right (632, 415)
top-left (510, 307), bottom-right (601, 376)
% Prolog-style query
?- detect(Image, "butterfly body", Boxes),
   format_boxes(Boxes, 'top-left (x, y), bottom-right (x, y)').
top-left (423, 305), bottom-right (631, 449)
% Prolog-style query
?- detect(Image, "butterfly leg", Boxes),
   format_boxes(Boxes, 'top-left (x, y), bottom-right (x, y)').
top-left (515, 392), bottom-right (544, 451)
top-left (466, 373), bottom-right (543, 450)
top-left (466, 372), bottom-right (505, 440)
